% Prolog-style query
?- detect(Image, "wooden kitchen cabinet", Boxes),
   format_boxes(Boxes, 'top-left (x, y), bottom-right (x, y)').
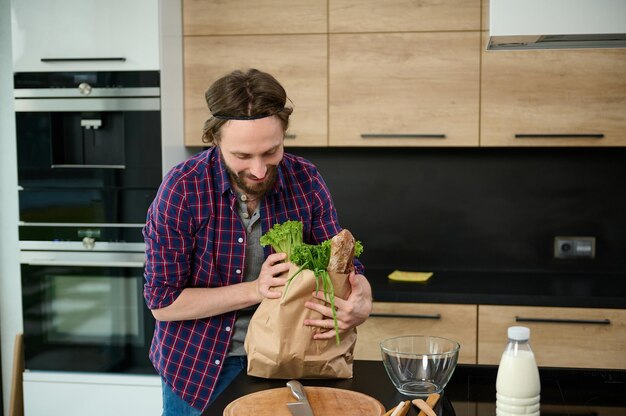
top-left (329, 32), bottom-right (480, 147)
top-left (181, 1), bottom-right (626, 149)
top-left (183, 35), bottom-right (328, 147)
top-left (183, 0), bottom-right (327, 35)
top-left (329, 0), bottom-right (480, 33)
top-left (478, 305), bottom-right (626, 369)
top-left (481, 34), bottom-right (626, 147)
top-left (354, 302), bottom-right (477, 364)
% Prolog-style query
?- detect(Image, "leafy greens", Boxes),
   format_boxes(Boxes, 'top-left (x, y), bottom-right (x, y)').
top-left (260, 220), bottom-right (363, 344)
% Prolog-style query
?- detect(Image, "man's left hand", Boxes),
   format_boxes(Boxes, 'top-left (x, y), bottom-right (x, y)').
top-left (303, 272), bottom-right (373, 340)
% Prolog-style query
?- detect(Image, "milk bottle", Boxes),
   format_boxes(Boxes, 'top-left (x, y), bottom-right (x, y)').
top-left (495, 326), bottom-right (541, 416)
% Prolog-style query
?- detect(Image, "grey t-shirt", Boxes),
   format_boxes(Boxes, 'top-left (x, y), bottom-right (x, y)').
top-left (227, 194), bottom-right (264, 356)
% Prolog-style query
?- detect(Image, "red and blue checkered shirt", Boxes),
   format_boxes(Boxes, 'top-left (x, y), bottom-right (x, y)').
top-left (143, 147), bottom-right (363, 410)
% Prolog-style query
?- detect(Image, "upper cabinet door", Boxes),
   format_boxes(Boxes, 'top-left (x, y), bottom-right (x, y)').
top-left (11, 0), bottom-right (159, 72)
top-left (329, 0), bottom-right (480, 33)
top-left (183, 0), bottom-right (327, 35)
top-left (329, 32), bottom-right (480, 147)
top-left (183, 35), bottom-right (328, 147)
top-left (481, 39), bottom-right (626, 147)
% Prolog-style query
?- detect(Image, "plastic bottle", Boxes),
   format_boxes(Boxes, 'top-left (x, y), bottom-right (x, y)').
top-left (495, 326), bottom-right (541, 416)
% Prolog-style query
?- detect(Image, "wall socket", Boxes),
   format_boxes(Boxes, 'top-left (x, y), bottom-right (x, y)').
top-left (554, 236), bottom-right (596, 259)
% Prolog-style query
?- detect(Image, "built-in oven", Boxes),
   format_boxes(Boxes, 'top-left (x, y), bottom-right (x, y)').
top-left (20, 243), bottom-right (155, 374)
top-left (14, 71), bottom-right (162, 375)
top-left (14, 71), bottom-right (162, 229)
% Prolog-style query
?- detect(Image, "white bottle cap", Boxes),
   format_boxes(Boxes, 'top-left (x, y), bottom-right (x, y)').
top-left (508, 326), bottom-right (530, 341)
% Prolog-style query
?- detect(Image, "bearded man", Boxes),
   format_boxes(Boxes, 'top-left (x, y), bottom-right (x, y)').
top-left (143, 69), bottom-right (373, 415)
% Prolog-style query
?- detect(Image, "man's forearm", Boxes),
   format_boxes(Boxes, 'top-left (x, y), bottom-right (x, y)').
top-left (151, 281), bottom-right (260, 321)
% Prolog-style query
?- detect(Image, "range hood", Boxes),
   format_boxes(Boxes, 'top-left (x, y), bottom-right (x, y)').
top-left (488, 0), bottom-right (626, 50)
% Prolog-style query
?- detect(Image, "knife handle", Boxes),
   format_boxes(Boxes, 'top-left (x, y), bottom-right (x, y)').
top-left (286, 380), bottom-right (309, 402)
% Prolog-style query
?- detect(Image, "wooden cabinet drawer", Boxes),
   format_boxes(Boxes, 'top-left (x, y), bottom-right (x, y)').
top-left (478, 305), bottom-right (626, 369)
top-left (183, 35), bottom-right (328, 147)
top-left (355, 302), bottom-right (477, 364)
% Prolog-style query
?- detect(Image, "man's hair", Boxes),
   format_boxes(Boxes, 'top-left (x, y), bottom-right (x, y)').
top-left (201, 69), bottom-right (293, 145)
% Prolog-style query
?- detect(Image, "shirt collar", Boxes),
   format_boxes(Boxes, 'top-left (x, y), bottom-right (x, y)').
top-left (212, 147), bottom-right (231, 197)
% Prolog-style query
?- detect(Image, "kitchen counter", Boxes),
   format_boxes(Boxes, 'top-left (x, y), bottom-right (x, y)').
top-left (366, 269), bottom-right (626, 309)
top-left (204, 360), bottom-right (626, 415)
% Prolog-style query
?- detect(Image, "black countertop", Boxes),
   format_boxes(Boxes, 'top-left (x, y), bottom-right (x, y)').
top-left (365, 269), bottom-right (626, 309)
top-left (204, 361), bottom-right (626, 415)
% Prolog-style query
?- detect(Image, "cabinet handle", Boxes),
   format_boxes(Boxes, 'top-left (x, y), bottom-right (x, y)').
top-left (285, 134), bottom-right (297, 140)
top-left (370, 313), bottom-right (441, 320)
top-left (361, 134), bottom-right (446, 139)
top-left (515, 316), bottom-right (611, 325)
top-left (41, 57), bottom-right (127, 62)
top-left (514, 133), bottom-right (604, 139)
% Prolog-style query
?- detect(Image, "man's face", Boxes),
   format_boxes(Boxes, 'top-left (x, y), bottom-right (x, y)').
top-left (218, 116), bottom-right (285, 198)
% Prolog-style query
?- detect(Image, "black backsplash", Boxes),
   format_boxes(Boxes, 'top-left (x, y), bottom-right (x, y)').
top-left (292, 147), bottom-right (626, 274)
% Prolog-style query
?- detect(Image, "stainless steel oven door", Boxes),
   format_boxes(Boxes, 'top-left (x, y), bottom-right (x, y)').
top-left (20, 249), bottom-right (155, 374)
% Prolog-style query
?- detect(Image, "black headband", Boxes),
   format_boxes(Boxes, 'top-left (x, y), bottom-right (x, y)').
top-left (211, 108), bottom-right (285, 121)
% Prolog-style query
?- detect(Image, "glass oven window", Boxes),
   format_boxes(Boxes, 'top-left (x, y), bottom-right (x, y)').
top-left (21, 258), bottom-right (155, 374)
top-left (45, 273), bottom-right (141, 345)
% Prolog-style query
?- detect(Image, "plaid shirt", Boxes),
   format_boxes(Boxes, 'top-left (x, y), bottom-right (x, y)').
top-left (143, 147), bottom-right (363, 410)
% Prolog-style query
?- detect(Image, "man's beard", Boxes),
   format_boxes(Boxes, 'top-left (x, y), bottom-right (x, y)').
top-left (224, 159), bottom-right (279, 198)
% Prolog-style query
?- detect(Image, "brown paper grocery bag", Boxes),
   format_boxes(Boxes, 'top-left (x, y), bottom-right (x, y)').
top-left (244, 264), bottom-right (357, 379)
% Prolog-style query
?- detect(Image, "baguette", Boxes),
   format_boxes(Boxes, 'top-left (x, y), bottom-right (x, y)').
top-left (327, 229), bottom-right (356, 274)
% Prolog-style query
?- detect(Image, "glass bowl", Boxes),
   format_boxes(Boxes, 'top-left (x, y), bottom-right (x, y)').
top-left (380, 335), bottom-right (460, 397)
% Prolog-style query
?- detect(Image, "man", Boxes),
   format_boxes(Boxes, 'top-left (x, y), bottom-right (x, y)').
top-left (143, 68), bottom-right (373, 415)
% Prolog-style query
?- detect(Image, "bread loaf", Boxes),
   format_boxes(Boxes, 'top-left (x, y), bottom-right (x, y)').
top-left (327, 229), bottom-right (356, 274)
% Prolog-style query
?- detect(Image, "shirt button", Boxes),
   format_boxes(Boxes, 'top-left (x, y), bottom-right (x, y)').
top-left (242, 212), bottom-right (249, 219)
top-left (214, 359), bottom-right (220, 365)
top-left (238, 237), bottom-right (244, 243)
top-left (236, 269), bottom-right (241, 274)
top-left (240, 194), bottom-right (247, 202)
top-left (225, 326), bottom-right (231, 332)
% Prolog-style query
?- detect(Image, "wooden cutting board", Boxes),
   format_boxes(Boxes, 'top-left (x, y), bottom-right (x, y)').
top-left (223, 386), bottom-right (386, 415)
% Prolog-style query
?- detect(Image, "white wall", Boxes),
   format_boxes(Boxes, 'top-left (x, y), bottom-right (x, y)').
top-left (0, 0), bottom-right (24, 414)
top-left (159, 0), bottom-right (197, 174)
top-left (0, 0), bottom-right (195, 413)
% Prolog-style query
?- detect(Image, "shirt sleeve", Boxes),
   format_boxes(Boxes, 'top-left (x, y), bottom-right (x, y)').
top-left (143, 173), bottom-right (195, 310)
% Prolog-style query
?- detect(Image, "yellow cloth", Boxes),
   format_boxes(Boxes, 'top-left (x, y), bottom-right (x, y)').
top-left (388, 270), bottom-right (434, 282)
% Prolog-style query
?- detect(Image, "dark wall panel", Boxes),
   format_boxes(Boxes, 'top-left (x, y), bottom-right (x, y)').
top-left (292, 147), bottom-right (626, 274)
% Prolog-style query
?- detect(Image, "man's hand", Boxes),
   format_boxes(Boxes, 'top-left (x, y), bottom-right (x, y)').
top-left (303, 272), bottom-right (373, 340)
top-left (254, 252), bottom-right (290, 301)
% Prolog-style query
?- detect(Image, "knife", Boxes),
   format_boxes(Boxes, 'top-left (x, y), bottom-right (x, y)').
top-left (286, 380), bottom-right (315, 416)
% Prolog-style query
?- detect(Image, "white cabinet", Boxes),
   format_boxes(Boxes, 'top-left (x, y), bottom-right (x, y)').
top-left (11, 0), bottom-right (160, 72)
top-left (23, 371), bottom-right (162, 416)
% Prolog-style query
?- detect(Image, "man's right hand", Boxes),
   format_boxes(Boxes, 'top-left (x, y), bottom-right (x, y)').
top-left (255, 252), bottom-right (290, 301)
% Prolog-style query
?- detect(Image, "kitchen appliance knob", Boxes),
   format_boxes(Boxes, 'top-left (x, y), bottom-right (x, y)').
top-left (78, 82), bottom-right (92, 95)
top-left (82, 236), bottom-right (96, 250)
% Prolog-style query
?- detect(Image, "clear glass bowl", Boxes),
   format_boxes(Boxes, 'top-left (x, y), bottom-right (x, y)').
top-left (380, 335), bottom-right (460, 397)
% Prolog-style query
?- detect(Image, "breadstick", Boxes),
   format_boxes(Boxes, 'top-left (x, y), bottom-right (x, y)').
top-left (412, 393), bottom-right (440, 416)
top-left (383, 400), bottom-right (410, 416)
top-left (413, 399), bottom-right (436, 416)
top-left (382, 401), bottom-right (402, 416)
top-left (395, 400), bottom-right (411, 416)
